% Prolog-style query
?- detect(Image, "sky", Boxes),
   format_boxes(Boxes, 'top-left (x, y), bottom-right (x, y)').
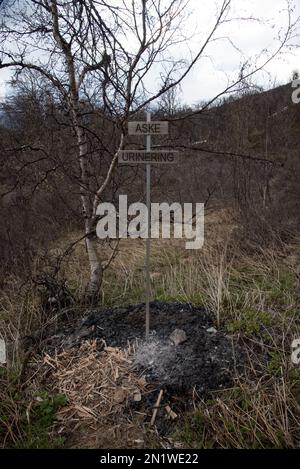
top-left (176, 0), bottom-right (300, 105)
top-left (0, 0), bottom-right (300, 106)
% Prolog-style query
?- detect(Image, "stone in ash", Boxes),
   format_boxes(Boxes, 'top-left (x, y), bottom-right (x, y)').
top-left (169, 328), bottom-right (187, 346)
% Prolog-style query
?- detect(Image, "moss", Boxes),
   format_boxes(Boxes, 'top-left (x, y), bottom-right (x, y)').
top-left (173, 412), bottom-right (213, 449)
top-left (267, 271), bottom-right (297, 306)
top-left (18, 391), bottom-right (67, 449)
top-left (156, 292), bottom-right (182, 303)
top-left (267, 350), bottom-right (284, 377)
top-left (0, 384), bottom-right (67, 449)
top-left (226, 309), bottom-right (272, 336)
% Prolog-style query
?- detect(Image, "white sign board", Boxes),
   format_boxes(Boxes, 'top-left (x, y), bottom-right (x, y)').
top-left (118, 150), bottom-right (178, 164)
top-left (0, 339), bottom-right (6, 364)
top-left (128, 121), bottom-right (168, 135)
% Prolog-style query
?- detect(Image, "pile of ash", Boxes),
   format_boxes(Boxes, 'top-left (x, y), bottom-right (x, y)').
top-left (41, 301), bottom-right (244, 396)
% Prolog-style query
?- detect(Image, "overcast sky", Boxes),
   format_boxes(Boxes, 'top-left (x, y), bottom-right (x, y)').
top-left (0, 0), bottom-right (299, 105)
top-left (176, 0), bottom-right (300, 105)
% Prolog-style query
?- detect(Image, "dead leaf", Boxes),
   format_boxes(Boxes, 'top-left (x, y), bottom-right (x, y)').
top-left (133, 390), bottom-right (142, 402)
top-left (165, 405), bottom-right (178, 420)
top-left (113, 388), bottom-right (128, 404)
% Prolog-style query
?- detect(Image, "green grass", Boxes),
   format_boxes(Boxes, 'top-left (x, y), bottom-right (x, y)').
top-left (0, 370), bottom-right (67, 449)
top-left (176, 377), bottom-right (300, 449)
top-left (226, 308), bottom-right (272, 336)
top-left (2, 231), bottom-right (300, 448)
top-left (18, 391), bottom-right (67, 449)
top-left (173, 412), bottom-right (213, 449)
top-left (268, 350), bottom-right (285, 377)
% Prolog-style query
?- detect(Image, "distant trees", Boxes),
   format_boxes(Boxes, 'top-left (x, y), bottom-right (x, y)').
top-left (158, 84), bottom-right (182, 116)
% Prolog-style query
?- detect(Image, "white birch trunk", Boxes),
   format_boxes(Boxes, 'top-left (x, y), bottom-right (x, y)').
top-left (74, 116), bottom-right (103, 301)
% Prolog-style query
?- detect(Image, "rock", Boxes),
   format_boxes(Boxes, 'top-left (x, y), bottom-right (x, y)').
top-left (35, 396), bottom-right (44, 402)
top-left (133, 390), bottom-right (142, 402)
top-left (169, 328), bottom-right (187, 346)
top-left (206, 327), bottom-right (217, 334)
top-left (114, 388), bottom-right (127, 403)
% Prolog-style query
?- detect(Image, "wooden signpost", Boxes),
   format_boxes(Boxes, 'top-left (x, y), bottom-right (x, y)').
top-left (119, 113), bottom-right (178, 338)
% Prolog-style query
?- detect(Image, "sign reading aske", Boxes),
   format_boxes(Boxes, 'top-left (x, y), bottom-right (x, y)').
top-left (128, 121), bottom-right (168, 135)
top-left (118, 150), bottom-right (178, 164)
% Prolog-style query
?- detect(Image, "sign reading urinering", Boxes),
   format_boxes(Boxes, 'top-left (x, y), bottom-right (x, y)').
top-left (118, 150), bottom-right (178, 164)
top-left (118, 115), bottom-right (178, 338)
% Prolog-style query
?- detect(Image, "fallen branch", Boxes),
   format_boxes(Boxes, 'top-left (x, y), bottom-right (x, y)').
top-left (150, 389), bottom-right (164, 426)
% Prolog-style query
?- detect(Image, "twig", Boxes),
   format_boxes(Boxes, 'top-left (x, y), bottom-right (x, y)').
top-left (150, 389), bottom-right (163, 426)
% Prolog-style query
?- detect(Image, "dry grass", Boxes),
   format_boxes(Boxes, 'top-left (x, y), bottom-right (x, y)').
top-left (1, 208), bottom-right (300, 448)
top-left (199, 377), bottom-right (300, 448)
top-left (30, 340), bottom-right (162, 449)
top-left (0, 275), bottom-right (41, 368)
top-left (185, 344), bottom-right (300, 450)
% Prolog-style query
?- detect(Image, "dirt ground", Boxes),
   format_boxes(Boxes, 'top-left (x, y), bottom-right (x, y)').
top-left (43, 301), bottom-right (243, 398)
top-left (33, 301), bottom-right (245, 448)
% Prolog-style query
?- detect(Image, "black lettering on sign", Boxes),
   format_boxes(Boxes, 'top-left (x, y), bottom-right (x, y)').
top-left (128, 121), bottom-right (168, 135)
